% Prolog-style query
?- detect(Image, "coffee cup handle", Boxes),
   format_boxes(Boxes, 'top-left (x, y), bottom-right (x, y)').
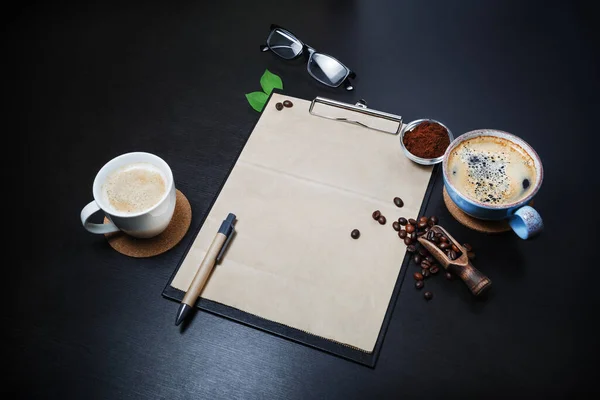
top-left (508, 205), bottom-right (543, 240)
top-left (80, 201), bottom-right (120, 234)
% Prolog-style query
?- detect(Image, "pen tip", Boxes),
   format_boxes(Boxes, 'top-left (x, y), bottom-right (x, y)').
top-left (175, 303), bottom-right (192, 326)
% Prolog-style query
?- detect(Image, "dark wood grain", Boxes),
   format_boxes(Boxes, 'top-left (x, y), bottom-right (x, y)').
top-left (10, 0), bottom-right (598, 398)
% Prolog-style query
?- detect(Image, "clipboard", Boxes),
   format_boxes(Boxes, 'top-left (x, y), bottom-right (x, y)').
top-left (163, 90), bottom-right (439, 367)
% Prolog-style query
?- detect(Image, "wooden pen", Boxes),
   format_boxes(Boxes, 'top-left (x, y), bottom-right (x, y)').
top-left (175, 213), bottom-right (236, 326)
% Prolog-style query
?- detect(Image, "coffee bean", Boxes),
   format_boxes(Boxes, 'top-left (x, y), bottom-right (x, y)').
top-left (404, 237), bottom-right (413, 246)
top-left (426, 256), bottom-right (434, 263)
top-left (463, 243), bottom-right (473, 252)
top-left (433, 236), bottom-right (440, 244)
top-left (410, 232), bottom-right (417, 240)
top-left (408, 218), bottom-right (417, 225)
top-left (415, 281), bottom-right (424, 290)
top-left (372, 210), bottom-right (381, 220)
top-left (398, 230), bottom-right (407, 239)
top-left (413, 272), bottom-right (424, 281)
top-left (435, 232), bottom-right (443, 238)
top-left (398, 217), bottom-right (408, 225)
top-left (407, 245), bottom-right (416, 253)
top-left (467, 251), bottom-right (476, 260)
top-left (283, 100), bottom-right (293, 108)
top-left (406, 224), bottom-right (415, 233)
top-left (451, 244), bottom-right (460, 253)
top-left (378, 216), bottom-right (386, 225)
top-left (392, 221), bottom-right (400, 231)
top-left (275, 102), bottom-right (284, 111)
top-left (445, 272), bottom-right (453, 280)
top-left (447, 250), bottom-right (458, 260)
top-left (430, 216), bottom-right (439, 225)
top-left (439, 242), bottom-right (450, 250)
top-left (418, 221), bottom-right (428, 229)
top-left (422, 269), bottom-right (431, 278)
top-left (413, 255), bottom-right (422, 264)
top-left (421, 261), bottom-right (431, 269)
top-left (427, 230), bottom-right (435, 241)
top-left (424, 291), bottom-right (433, 300)
top-left (418, 248), bottom-right (428, 256)
top-left (350, 229), bottom-right (360, 239)
top-left (430, 265), bottom-right (440, 274)
top-left (419, 216), bottom-right (428, 223)
top-left (440, 236), bottom-right (448, 243)
top-left (393, 197), bottom-right (404, 207)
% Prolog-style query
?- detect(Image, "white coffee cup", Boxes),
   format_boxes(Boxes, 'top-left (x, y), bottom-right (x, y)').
top-left (80, 152), bottom-right (176, 238)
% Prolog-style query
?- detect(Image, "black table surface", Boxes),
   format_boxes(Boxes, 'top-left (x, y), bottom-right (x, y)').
top-left (11, 0), bottom-right (598, 398)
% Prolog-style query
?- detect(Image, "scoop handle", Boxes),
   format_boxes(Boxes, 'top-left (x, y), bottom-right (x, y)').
top-left (448, 261), bottom-right (492, 296)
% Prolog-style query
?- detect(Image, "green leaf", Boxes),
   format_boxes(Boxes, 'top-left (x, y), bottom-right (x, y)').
top-left (245, 91), bottom-right (269, 112)
top-left (259, 69), bottom-right (283, 95)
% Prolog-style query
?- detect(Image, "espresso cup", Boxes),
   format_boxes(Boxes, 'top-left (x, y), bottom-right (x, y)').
top-left (80, 152), bottom-right (176, 238)
top-left (442, 129), bottom-right (543, 239)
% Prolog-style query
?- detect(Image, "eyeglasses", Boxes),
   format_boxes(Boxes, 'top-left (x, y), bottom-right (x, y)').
top-left (260, 24), bottom-right (356, 91)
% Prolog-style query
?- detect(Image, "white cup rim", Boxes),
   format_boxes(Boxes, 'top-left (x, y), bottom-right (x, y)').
top-left (442, 129), bottom-right (544, 210)
top-left (92, 152), bottom-right (174, 218)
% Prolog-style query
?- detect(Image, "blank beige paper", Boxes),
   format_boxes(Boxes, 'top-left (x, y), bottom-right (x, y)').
top-left (172, 93), bottom-right (433, 351)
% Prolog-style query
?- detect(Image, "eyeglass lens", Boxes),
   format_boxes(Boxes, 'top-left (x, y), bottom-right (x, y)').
top-left (307, 53), bottom-right (349, 87)
top-left (267, 29), bottom-right (303, 59)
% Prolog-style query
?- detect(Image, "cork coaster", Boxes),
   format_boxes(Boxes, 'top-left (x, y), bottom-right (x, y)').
top-left (103, 189), bottom-right (192, 258)
top-left (443, 187), bottom-right (511, 233)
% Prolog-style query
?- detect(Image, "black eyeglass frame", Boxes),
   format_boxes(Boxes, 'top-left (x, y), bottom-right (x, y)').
top-left (260, 24), bottom-right (356, 91)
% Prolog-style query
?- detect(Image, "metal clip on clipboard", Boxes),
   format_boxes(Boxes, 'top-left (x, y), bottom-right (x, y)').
top-left (309, 97), bottom-right (403, 135)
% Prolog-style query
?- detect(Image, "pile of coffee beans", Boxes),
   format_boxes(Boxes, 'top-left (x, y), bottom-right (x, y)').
top-left (352, 197), bottom-right (476, 302)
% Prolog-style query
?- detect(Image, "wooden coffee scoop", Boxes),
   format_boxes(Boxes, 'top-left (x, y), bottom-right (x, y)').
top-left (417, 225), bottom-right (491, 296)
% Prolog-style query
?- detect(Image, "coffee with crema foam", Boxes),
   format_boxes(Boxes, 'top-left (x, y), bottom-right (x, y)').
top-left (102, 162), bottom-right (166, 214)
top-left (447, 136), bottom-right (536, 206)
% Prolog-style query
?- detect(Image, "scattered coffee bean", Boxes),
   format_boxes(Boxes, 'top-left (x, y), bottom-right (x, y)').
top-left (378, 216), bottom-right (386, 225)
top-left (418, 248), bottom-right (428, 256)
top-left (410, 232), bottom-right (417, 240)
top-left (435, 232), bottom-right (443, 238)
top-left (424, 291), bottom-right (433, 300)
top-left (422, 269), bottom-right (431, 278)
top-left (467, 251), bottom-right (476, 260)
top-left (439, 242), bottom-right (450, 250)
top-left (430, 216), bottom-right (439, 225)
top-left (463, 243), bottom-right (473, 252)
top-left (406, 224), bottom-right (415, 233)
top-left (415, 281), bottom-right (424, 289)
top-left (408, 218), bottom-right (417, 225)
top-left (451, 244), bottom-right (460, 253)
top-left (404, 237), bottom-right (413, 246)
top-left (413, 254), bottom-right (422, 264)
top-left (275, 102), bottom-right (284, 111)
top-left (433, 236), bottom-right (440, 244)
top-left (419, 216), bottom-right (428, 223)
top-left (283, 100), bottom-right (293, 108)
top-left (392, 221), bottom-right (400, 231)
top-left (372, 210), bottom-right (381, 220)
top-left (393, 197), bottom-right (404, 207)
top-left (398, 230), bottom-right (407, 239)
top-left (413, 272), bottom-right (424, 281)
top-left (440, 236), bottom-right (448, 243)
top-left (418, 221), bottom-right (428, 229)
top-left (398, 217), bottom-right (408, 225)
top-left (407, 245), bottom-right (416, 253)
top-left (445, 272), bottom-right (453, 280)
top-left (427, 230), bottom-right (436, 241)
top-left (430, 265), bottom-right (440, 274)
top-left (426, 256), bottom-right (434, 263)
top-left (421, 261), bottom-right (431, 269)
top-left (350, 229), bottom-right (360, 239)
top-left (447, 250), bottom-right (458, 260)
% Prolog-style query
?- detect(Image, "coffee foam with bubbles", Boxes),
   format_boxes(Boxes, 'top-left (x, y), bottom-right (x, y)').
top-left (447, 136), bottom-right (536, 206)
top-left (102, 162), bottom-right (167, 214)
